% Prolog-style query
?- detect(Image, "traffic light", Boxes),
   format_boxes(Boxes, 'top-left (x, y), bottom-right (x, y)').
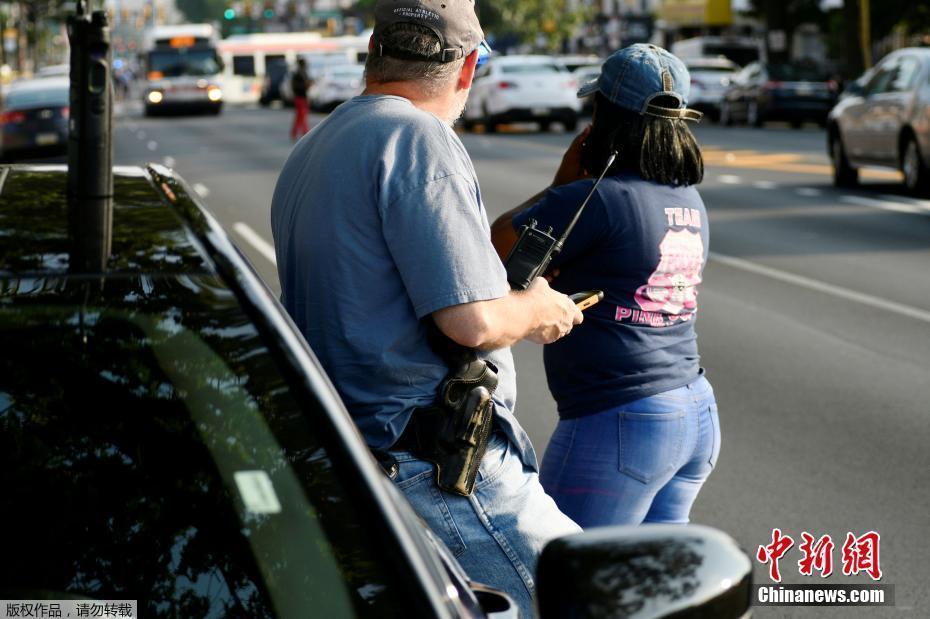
top-left (224, 8), bottom-right (236, 20)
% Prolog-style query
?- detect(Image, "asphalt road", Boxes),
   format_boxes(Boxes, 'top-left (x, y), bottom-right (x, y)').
top-left (107, 103), bottom-right (928, 617)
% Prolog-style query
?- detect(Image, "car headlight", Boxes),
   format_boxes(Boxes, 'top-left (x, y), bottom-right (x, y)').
top-left (207, 87), bottom-right (223, 102)
top-left (147, 91), bottom-right (164, 104)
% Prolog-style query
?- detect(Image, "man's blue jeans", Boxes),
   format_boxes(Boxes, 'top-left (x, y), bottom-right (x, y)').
top-left (540, 375), bottom-right (720, 528)
top-left (391, 431), bottom-right (580, 618)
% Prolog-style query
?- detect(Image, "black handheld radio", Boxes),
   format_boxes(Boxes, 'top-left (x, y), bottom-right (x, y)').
top-left (504, 152), bottom-right (618, 290)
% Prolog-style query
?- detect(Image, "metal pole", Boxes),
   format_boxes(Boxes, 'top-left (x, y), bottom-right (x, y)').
top-left (859, 0), bottom-right (871, 69)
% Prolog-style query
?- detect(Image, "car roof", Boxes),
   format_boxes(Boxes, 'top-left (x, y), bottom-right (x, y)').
top-left (0, 165), bottom-right (212, 277)
top-left (684, 56), bottom-right (739, 69)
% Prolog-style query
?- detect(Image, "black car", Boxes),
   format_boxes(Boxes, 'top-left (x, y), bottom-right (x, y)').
top-left (0, 164), bottom-right (753, 617)
top-left (0, 77), bottom-right (69, 161)
top-left (719, 60), bottom-right (838, 128)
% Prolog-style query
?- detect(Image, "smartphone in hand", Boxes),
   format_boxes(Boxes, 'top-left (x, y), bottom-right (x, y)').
top-left (569, 290), bottom-right (604, 311)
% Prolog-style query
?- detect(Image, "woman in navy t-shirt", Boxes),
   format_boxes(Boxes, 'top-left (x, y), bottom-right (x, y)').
top-left (491, 44), bottom-right (720, 527)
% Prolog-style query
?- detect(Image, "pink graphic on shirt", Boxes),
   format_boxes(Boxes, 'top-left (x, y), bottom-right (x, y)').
top-left (633, 229), bottom-right (704, 320)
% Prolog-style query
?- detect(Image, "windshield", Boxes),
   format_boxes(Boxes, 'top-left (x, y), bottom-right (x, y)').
top-left (769, 63), bottom-right (830, 82)
top-left (501, 64), bottom-right (563, 74)
top-left (5, 85), bottom-right (69, 108)
top-left (148, 48), bottom-right (219, 77)
top-left (0, 276), bottom-right (408, 618)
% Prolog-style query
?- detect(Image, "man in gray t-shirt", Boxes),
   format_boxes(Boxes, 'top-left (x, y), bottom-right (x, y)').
top-left (271, 1), bottom-right (581, 615)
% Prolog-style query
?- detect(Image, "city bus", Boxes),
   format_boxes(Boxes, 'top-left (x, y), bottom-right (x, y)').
top-left (142, 24), bottom-right (224, 116)
top-left (217, 32), bottom-right (368, 105)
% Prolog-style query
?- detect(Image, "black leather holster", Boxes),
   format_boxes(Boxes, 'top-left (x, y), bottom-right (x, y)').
top-left (394, 357), bottom-right (498, 496)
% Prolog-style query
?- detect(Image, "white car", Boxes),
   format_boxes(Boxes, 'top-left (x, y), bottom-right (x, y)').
top-left (682, 56), bottom-right (740, 120)
top-left (309, 63), bottom-right (365, 112)
top-left (572, 64), bottom-right (601, 115)
top-left (462, 55), bottom-right (581, 132)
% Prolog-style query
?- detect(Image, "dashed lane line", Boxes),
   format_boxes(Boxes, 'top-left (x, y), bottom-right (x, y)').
top-left (233, 222), bottom-right (277, 266)
top-left (710, 252), bottom-right (930, 325)
top-left (840, 195), bottom-right (926, 215)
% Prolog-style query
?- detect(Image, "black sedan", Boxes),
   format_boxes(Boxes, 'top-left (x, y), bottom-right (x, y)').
top-left (0, 77), bottom-right (69, 161)
top-left (0, 164), bottom-right (752, 618)
top-left (719, 61), bottom-right (838, 128)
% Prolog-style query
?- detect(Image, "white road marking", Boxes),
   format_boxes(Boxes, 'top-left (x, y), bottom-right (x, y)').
top-left (752, 180), bottom-right (777, 190)
top-left (233, 222), bottom-right (277, 266)
top-left (147, 140), bottom-right (158, 151)
top-left (709, 252), bottom-right (930, 324)
top-left (840, 195), bottom-right (924, 215)
top-left (162, 156), bottom-right (176, 168)
top-left (718, 174), bottom-right (742, 185)
top-left (796, 187), bottom-right (822, 197)
top-left (192, 183), bottom-right (210, 198)
top-left (877, 194), bottom-right (930, 213)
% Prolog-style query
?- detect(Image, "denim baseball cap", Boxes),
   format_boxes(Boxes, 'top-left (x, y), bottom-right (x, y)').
top-left (578, 44), bottom-right (703, 121)
top-left (373, 0), bottom-right (484, 63)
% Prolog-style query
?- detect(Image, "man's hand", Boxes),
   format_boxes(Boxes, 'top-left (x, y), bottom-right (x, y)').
top-left (523, 277), bottom-right (583, 344)
top-left (552, 125), bottom-right (592, 187)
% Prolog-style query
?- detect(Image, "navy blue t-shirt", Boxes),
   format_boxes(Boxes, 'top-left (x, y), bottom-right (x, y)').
top-left (513, 173), bottom-right (709, 418)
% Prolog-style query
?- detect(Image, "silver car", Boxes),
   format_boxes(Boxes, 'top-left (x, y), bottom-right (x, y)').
top-left (827, 47), bottom-right (930, 194)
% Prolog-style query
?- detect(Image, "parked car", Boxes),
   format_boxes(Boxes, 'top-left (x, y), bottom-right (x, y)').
top-left (0, 161), bottom-right (754, 617)
top-left (310, 63), bottom-right (365, 112)
top-left (683, 56), bottom-right (740, 121)
top-left (0, 76), bottom-right (69, 161)
top-left (572, 64), bottom-right (601, 116)
top-left (259, 57), bottom-right (290, 106)
top-left (462, 55), bottom-right (581, 133)
top-left (719, 60), bottom-right (838, 128)
top-left (827, 47), bottom-right (930, 194)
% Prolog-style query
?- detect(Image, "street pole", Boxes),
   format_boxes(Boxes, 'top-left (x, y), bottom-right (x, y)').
top-left (859, 0), bottom-right (871, 69)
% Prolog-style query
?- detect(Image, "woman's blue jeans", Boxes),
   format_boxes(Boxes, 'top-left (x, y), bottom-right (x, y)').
top-left (540, 375), bottom-right (720, 528)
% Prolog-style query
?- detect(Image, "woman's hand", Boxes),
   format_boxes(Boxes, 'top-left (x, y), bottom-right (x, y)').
top-left (552, 125), bottom-right (593, 187)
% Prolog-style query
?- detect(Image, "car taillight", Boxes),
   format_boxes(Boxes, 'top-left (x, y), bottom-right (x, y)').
top-left (763, 80), bottom-right (783, 90)
top-left (61, 106), bottom-right (70, 119)
top-left (498, 81), bottom-right (517, 89)
top-left (0, 111), bottom-right (25, 125)
top-left (827, 80), bottom-right (838, 91)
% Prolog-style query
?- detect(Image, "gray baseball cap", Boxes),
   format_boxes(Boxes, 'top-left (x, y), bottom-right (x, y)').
top-left (373, 0), bottom-right (484, 63)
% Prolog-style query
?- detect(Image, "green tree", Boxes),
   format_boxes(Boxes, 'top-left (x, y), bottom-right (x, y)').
top-left (491, 0), bottom-right (591, 52)
top-left (176, 0), bottom-right (227, 23)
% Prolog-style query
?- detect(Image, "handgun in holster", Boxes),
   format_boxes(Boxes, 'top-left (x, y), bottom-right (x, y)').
top-left (404, 356), bottom-right (498, 497)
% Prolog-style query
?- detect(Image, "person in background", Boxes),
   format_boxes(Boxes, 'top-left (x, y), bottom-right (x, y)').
top-left (491, 44), bottom-right (720, 528)
top-left (289, 57), bottom-right (311, 140)
top-left (271, 1), bottom-right (583, 615)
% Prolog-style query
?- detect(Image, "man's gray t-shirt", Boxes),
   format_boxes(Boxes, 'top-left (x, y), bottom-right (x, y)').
top-left (271, 95), bottom-right (536, 467)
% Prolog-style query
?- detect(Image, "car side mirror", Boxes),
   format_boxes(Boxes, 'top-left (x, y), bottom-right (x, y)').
top-left (537, 524), bottom-right (752, 619)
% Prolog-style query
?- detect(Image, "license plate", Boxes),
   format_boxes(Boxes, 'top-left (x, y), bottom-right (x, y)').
top-left (531, 107), bottom-right (549, 116)
top-left (795, 86), bottom-right (813, 96)
top-left (35, 133), bottom-right (59, 146)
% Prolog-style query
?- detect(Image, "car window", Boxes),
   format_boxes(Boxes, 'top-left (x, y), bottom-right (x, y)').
top-left (864, 59), bottom-right (897, 95)
top-left (501, 64), bottom-right (562, 74)
top-left (233, 55), bottom-right (256, 77)
top-left (889, 56), bottom-right (921, 92)
top-left (0, 276), bottom-right (409, 618)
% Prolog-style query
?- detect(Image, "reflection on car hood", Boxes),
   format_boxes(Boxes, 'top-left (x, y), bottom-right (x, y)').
top-left (0, 165), bottom-right (211, 276)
